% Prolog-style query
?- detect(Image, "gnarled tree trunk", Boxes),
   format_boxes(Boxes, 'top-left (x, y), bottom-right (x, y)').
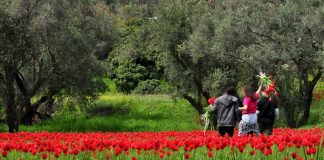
top-left (183, 94), bottom-right (204, 114)
top-left (20, 97), bottom-right (33, 125)
top-left (297, 70), bottom-right (322, 126)
top-left (4, 67), bottom-right (19, 133)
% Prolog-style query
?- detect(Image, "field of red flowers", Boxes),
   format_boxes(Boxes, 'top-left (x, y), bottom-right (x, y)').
top-left (0, 128), bottom-right (323, 160)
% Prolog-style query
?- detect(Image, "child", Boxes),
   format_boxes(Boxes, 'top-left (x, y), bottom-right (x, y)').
top-left (238, 85), bottom-right (262, 136)
top-left (257, 87), bottom-right (279, 135)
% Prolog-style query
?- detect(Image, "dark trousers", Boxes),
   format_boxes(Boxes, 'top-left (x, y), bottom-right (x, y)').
top-left (258, 122), bottom-right (274, 135)
top-left (218, 126), bottom-right (234, 137)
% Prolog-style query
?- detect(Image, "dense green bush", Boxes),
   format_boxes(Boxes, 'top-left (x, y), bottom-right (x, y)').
top-left (133, 79), bottom-right (162, 94)
top-left (108, 6), bottom-right (164, 93)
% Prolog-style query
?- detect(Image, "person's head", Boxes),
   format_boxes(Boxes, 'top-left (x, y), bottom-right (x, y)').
top-left (242, 86), bottom-right (256, 100)
top-left (225, 87), bottom-right (238, 96)
top-left (261, 87), bottom-right (269, 97)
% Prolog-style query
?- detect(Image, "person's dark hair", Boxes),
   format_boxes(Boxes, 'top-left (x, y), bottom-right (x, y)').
top-left (243, 86), bottom-right (256, 100)
top-left (225, 87), bottom-right (237, 96)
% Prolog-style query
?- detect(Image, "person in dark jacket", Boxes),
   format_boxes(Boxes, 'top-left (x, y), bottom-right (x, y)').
top-left (257, 87), bottom-right (279, 135)
top-left (211, 87), bottom-right (240, 137)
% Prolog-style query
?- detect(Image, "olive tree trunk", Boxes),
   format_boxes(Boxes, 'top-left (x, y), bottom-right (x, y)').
top-left (4, 67), bottom-right (19, 133)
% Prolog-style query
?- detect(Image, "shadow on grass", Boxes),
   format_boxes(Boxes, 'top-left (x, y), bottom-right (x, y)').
top-left (89, 104), bottom-right (168, 121)
top-left (89, 105), bottom-right (129, 116)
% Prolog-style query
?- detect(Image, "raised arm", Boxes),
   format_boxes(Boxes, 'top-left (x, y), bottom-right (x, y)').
top-left (256, 83), bottom-right (263, 95)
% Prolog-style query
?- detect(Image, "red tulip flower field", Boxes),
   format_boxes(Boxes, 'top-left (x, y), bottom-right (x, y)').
top-left (0, 128), bottom-right (323, 160)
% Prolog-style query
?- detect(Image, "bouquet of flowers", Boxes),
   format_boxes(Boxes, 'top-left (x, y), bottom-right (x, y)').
top-left (257, 71), bottom-right (279, 98)
top-left (201, 98), bottom-right (216, 133)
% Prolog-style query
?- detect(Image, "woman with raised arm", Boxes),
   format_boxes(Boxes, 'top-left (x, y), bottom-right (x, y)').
top-left (238, 84), bottom-right (262, 136)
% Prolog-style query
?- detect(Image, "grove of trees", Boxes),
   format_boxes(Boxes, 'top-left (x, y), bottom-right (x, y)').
top-left (0, 0), bottom-right (323, 132)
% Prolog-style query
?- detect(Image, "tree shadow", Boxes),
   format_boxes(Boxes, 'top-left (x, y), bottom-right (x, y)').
top-left (89, 105), bottom-right (167, 121)
top-left (89, 105), bottom-right (129, 116)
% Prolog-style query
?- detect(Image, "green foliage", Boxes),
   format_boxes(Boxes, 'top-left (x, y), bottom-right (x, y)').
top-left (132, 79), bottom-right (162, 94)
top-left (0, 0), bottom-right (117, 98)
top-left (108, 4), bottom-right (164, 93)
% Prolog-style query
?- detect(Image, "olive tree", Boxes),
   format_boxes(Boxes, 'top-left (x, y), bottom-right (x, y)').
top-left (0, 0), bottom-right (117, 132)
top-left (223, 0), bottom-right (324, 127)
top-left (152, 0), bottom-right (242, 113)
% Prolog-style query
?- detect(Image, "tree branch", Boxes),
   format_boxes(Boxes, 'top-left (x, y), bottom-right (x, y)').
top-left (29, 28), bottom-right (57, 96)
top-left (17, 57), bottom-right (33, 71)
top-left (27, 26), bottom-right (57, 96)
top-left (31, 66), bottom-right (54, 96)
top-left (14, 72), bottom-right (29, 96)
top-left (223, 53), bottom-right (259, 74)
top-left (182, 94), bottom-right (203, 114)
top-left (0, 73), bottom-right (4, 83)
top-left (267, 0), bottom-right (278, 6)
top-left (310, 67), bottom-right (323, 88)
top-left (247, 26), bottom-right (282, 46)
top-left (306, 26), bottom-right (323, 51)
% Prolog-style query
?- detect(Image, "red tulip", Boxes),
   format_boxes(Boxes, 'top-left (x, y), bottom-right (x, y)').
top-left (159, 153), bottom-right (164, 159)
top-left (291, 152), bottom-right (297, 159)
top-left (249, 150), bottom-right (255, 156)
top-left (55, 152), bottom-right (61, 158)
top-left (297, 156), bottom-right (304, 160)
top-left (1, 151), bottom-right (7, 157)
top-left (185, 153), bottom-right (190, 159)
top-left (42, 153), bottom-right (47, 159)
top-left (106, 154), bottom-right (110, 160)
top-left (208, 98), bottom-right (216, 105)
top-left (207, 151), bottom-right (213, 157)
top-left (306, 148), bottom-right (312, 155)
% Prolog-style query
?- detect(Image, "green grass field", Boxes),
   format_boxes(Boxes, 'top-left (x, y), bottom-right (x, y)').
top-left (0, 80), bottom-right (323, 132)
top-left (0, 93), bottom-right (202, 132)
top-left (0, 93), bottom-right (323, 132)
